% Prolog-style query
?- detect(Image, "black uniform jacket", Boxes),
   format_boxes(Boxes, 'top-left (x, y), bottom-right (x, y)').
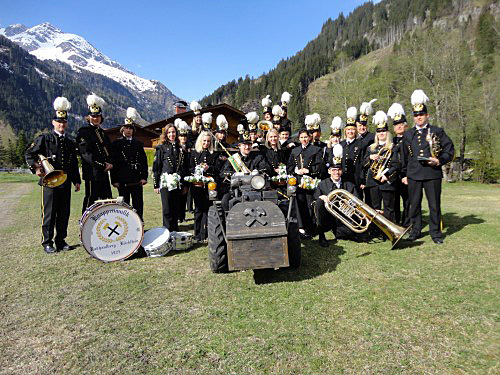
top-left (152, 142), bottom-right (189, 189)
top-left (340, 138), bottom-right (364, 185)
top-left (287, 143), bottom-right (322, 182)
top-left (363, 144), bottom-right (400, 191)
top-left (402, 124), bottom-right (454, 181)
top-left (220, 151), bottom-right (270, 179)
top-left (358, 132), bottom-right (375, 152)
top-left (110, 137), bottom-right (148, 185)
top-left (189, 150), bottom-right (220, 180)
top-left (77, 123), bottom-right (114, 181)
top-left (25, 131), bottom-right (81, 187)
top-left (262, 147), bottom-right (287, 177)
top-left (314, 178), bottom-right (356, 200)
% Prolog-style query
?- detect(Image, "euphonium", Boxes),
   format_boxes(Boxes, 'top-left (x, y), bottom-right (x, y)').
top-left (325, 189), bottom-right (412, 249)
top-left (38, 154), bottom-right (67, 188)
top-left (370, 146), bottom-right (392, 182)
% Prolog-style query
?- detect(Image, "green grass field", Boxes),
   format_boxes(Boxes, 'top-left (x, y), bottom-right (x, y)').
top-left (0, 175), bottom-right (498, 374)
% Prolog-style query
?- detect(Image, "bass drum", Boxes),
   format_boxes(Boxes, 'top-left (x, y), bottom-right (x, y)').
top-left (142, 227), bottom-right (173, 257)
top-left (80, 199), bottom-right (144, 262)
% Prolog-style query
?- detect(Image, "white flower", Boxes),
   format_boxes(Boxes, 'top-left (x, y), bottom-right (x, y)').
top-left (160, 172), bottom-right (181, 191)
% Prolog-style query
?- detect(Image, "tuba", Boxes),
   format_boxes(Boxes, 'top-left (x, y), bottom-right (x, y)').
top-left (370, 146), bottom-right (392, 181)
top-left (38, 154), bottom-right (67, 188)
top-left (325, 189), bottom-right (411, 249)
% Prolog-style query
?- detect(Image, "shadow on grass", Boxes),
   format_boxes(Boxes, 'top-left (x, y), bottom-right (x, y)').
top-left (393, 240), bottom-right (425, 250)
top-left (253, 242), bottom-right (345, 284)
top-left (442, 212), bottom-right (484, 237)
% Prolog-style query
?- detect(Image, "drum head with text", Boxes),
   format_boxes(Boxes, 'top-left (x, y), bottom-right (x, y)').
top-left (80, 203), bottom-right (143, 262)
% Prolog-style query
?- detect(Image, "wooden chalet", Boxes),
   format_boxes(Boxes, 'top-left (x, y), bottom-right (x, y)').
top-left (104, 103), bottom-right (245, 148)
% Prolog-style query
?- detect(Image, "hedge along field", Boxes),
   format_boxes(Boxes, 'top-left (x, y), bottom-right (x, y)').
top-left (0, 175), bottom-right (498, 374)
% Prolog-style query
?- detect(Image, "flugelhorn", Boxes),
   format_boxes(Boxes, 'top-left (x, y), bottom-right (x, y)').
top-left (370, 147), bottom-right (392, 181)
top-left (325, 189), bottom-right (411, 249)
top-left (38, 154), bottom-right (67, 188)
top-left (257, 120), bottom-right (272, 132)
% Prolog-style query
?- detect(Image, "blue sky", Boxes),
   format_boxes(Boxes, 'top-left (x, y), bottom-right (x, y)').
top-left (2, 0), bottom-right (369, 101)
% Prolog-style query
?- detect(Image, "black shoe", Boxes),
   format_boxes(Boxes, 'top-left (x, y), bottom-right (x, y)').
top-left (56, 242), bottom-right (72, 251)
top-left (318, 234), bottom-right (329, 248)
top-left (433, 238), bottom-right (444, 244)
top-left (43, 245), bottom-right (57, 254)
top-left (299, 232), bottom-right (312, 240)
top-left (407, 233), bottom-right (420, 241)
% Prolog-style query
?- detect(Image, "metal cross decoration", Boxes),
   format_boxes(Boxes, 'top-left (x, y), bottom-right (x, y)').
top-left (243, 206), bottom-right (267, 227)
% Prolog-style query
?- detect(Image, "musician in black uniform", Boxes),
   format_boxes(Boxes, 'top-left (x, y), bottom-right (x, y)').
top-left (189, 131), bottom-right (218, 242)
top-left (77, 93), bottom-right (114, 214)
top-left (262, 94), bottom-right (273, 123)
top-left (363, 112), bottom-right (400, 222)
top-left (315, 144), bottom-right (357, 247)
top-left (341, 107), bottom-right (363, 198)
top-left (189, 101), bottom-right (204, 145)
top-left (220, 129), bottom-right (270, 211)
top-left (25, 97), bottom-right (81, 254)
top-left (176, 120), bottom-right (192, 222)
top-left (262, 128), bottom-right (286, 177)
top-left (324, 116), bottom-right (344, 167)
top-left (402, 90), bottom-right (455, 244)
top-left (153, 123), bottom-right (189, 231)
top-left (287, 128), bottom-right (322, 238)
top-left (388, 103), bottom-right (411, 227)
top-left (110, 108), bottom-right (148, 221)
top-left (356, 99), bottom-right (377, 206)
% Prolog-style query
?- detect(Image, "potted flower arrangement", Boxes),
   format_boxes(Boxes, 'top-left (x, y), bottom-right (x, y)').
top-left (184, 164), bottom-right (215, 187)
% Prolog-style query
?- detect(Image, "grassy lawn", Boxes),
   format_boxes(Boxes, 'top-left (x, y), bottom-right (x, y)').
top-left (0, 176), bottom-right (498, 374)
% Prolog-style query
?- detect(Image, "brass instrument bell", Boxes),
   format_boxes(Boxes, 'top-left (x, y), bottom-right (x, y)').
top-left (39, 154), bottom-right (67, 188)
top-left (325, 189), bottom-right (412, 249)
top-left (257, 120), bottom-right (272, 132)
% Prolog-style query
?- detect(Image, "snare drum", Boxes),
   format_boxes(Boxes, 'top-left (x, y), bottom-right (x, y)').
top-left (142, 227), bottom-right (173, 257)
top-left (80, 199), bottom-right (144, 262)
top-left (171, 231), bottom-right (193, 251)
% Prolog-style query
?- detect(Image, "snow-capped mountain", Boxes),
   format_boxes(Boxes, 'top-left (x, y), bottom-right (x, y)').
top-left (0, 22), bottom-right (161, 93)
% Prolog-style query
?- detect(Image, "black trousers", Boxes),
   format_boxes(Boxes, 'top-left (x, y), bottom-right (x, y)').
top-left (82, 178), bottom-right (112, 214)
top-left (192, 186), bottom-right (211, 240)
top-left (368, 186), bottom-right (396, 222)
top-left (394, 182), bottom-right (411, 227)
top-left (160, 188), bottom-right (181, 231)
top-left (178, 185), bottom-right (189, 222)
top-left (296, 188), bottom-right (316, 233)
top-left (408, 178), bottom-right (442, 240)
top-left (315, 197), bottom-right (361, 240)
top-left (41, 182), bottom-right (71, 247)
top-left (118, 184), bottom-right (144, 220)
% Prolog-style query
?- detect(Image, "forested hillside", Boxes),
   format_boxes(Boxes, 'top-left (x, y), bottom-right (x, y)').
top-left (200, 0), bottom-right (464, 123)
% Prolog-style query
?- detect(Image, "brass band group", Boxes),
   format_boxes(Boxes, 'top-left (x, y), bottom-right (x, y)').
top-left (25, 89), bottom-right (454, 256)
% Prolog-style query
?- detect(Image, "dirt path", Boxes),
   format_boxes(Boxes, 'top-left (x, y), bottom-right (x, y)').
top-left (0, 183), bottom-right (33, 230)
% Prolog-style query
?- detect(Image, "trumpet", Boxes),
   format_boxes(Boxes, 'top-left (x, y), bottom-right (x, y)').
top-left (370, 147), bottom-right (392, 181)
top-left (325, 189), bottom-right (411, 249)
top-left (426, 129), bottom-right (441, 158)
top-left (38, 154), bottom-right (67, 188)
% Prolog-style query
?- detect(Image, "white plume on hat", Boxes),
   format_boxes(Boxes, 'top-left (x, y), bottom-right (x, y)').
top-left (346, 106), bottom-right (357, 119)
top-left (261, 95), bottom-right (272, 107)
top-left (202, 112), bottom-right (212, 125)
top-left (411, 89), bottom-right (429, 106)
top-left (190, 101), bottom-right (202, 114)
top-left (53, 97), bottom-right (71, 111)
top-left (332, 144), bottom-right (343, 159)
top-left (387, 103), bottom-right (405, 119)
top-left (312, 113), bottom-right (321, 125)
top-left (372, 110), bottom-right (388, 125)
top-left (174, 118), bottom-right (182, 127)
top-left (272, 104), bottom-right (283, 117)
top-left (237, 124), bottom-right (245, 133)
top-left (305, 113), bottom-right (321, 129)
top-left (216, 114), bottom-right (228, 130)
top-left (86, 93), bottom-right (105, 108)
top-left (126, 107), bottom-right (139, 122)
top-left (245, 112), bottom-right (259, 124)
top-left (359, 98), bottom-right (377, 115)
top-left (178, 120), bottom-right (190, 132)
top-left (330, 116), bottom-right (344, 131)
top-left (281, 91), bottom-right (291, 104)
